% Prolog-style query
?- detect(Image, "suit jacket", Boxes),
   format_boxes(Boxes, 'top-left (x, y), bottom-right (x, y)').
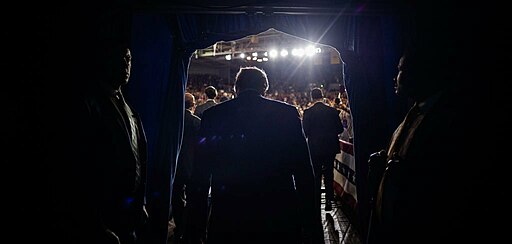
top-left (194, 99), bottom-right (217, 118)
top-left (187, 90), bottom-right (321, 244)
top-left (175, 109), bottom-right (201, 185)
top-left (302, 101), bottom-right (344, 157)
top-left (52, 88), bottom-right (148, 243)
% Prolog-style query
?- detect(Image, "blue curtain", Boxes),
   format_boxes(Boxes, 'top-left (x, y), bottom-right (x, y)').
top-left (130, 11), bottom-right (406, 244)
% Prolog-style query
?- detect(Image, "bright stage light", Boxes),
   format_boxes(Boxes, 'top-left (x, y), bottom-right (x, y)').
top-left (262, 57), bottom-right (269, 61)
top-left (246, 56), bottom-right (251, 60)
top-left (240, 53), bottom-right (246, 58)
top-left (269, 50), bottom-right (278, 58)
top-left (291, 48), bottom-right (304, 57)
top-left (305, 45), bottom-right (315, 56)
top-left (252, 52), bottom-right (258, 57)
top-left (225, 54), bottom-right (232, 60)
top-left (280, 49), bottom-right (288, 57)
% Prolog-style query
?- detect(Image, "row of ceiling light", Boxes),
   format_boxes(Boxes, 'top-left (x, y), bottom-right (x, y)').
top-left (225, 46), bottom-right (322, 62)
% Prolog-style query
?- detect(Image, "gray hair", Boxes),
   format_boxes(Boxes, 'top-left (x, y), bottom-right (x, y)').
top-left (234, 66), bottom-right (269, 95)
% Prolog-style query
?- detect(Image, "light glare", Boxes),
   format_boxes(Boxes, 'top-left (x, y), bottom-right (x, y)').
top-left (305, 45), bottom-right (316, 56)
top-left (292, 48), bottom-right (304, 57)
top-left (269, 50), bottom-right (278, 58)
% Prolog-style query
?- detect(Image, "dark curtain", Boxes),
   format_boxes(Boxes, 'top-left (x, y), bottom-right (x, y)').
top-left (130, 13), bottom-right (200, 243)
top-left (130, 10), bottom-right (406, 243)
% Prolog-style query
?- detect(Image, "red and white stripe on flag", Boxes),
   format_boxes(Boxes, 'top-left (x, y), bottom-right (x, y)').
top-left (333, 139), bottom-right (357, 209)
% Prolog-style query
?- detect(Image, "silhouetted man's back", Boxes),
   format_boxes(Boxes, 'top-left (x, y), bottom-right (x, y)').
top-left (194, 86), bottom-right (217, 118)
top-left (187, 67), bottom-right (323, 244)
top-left (303, 88), bottom-right (344, 211)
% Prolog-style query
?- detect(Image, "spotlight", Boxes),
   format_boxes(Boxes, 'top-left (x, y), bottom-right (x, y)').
top-left (305, 45), bottom-right (315, 56)
top-left (292, 48), bottom-right (304, 57)
top-left (269, 50), bottom-right (278, 58)
top-left (240, 53), bottom-right (246, 58)
top-left (225, 54), bottom-right (232, 60)
top-left (280, 49), bottom-right (288, 57)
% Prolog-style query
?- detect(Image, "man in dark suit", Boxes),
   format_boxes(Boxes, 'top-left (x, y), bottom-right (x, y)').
top-left (187, 66), bottom-right (324, 244)
top-left (52, 43), bottom-right (148, 244)
top-left (171, 92), bottom-right (201, 243)
top-left (194, 85), bottom-right (218, 118)
top-left (302, 88), bottom-right (344, 211)
top-left (367, 38), bottom-right (493, 243)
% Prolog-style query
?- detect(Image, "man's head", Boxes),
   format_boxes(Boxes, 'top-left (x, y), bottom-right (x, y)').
top-left (310, 88), bottom-right (324, 101)
top-left (334, 97), bottom-right (341, 105)
top-left (98, 42), bottom-right (131, 91)
top-left (234, 66), bottom-right (269, 95)
top-left (394, 1), bottom-right (468, 102)
top-left (204, 86), bottom-right (218, 100)
top-left (393, 52), bottom-right (414, 98)
top-left (114, 47), bottom-right (131, 88)
top-left (185, 92), bottom-right (196, 110)
top-left (393, 44), bottom-right (454, 101)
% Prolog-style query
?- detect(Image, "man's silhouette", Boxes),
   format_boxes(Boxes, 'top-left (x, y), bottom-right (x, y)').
top-left (303, 88), bottom-right (344, 211)
top-left (187, 66), bottom-right (324, 244)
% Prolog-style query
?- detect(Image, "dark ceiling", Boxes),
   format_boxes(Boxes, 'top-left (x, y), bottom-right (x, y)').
top-left (135, 0), bottom-right (403, 15)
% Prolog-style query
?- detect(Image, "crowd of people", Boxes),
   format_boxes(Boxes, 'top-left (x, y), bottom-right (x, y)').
top-left (186, 74), bottom-right (352, 122)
